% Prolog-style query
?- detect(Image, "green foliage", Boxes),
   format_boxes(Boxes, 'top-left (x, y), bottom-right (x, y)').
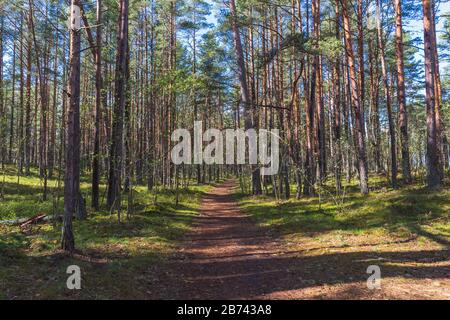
top-left (198, 30), bottom-right (230, 90)
top-left (318, 35), bottom-right (343, 58)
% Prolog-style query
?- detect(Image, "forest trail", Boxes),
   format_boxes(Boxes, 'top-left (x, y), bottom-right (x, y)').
top-left (158, 180), bottom-right (450, 300)
top-left (171, 179), bottom-right (284, 299)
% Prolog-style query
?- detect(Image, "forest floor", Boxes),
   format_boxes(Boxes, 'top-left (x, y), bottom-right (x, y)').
top-left (0, 168), bottom-right (449, 299)
top-left (0, 166), bottom-right (213, 299)
top-left (154, 179), bottom-right (450, 299)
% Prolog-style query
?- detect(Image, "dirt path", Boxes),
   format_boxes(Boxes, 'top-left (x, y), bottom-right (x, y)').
top-left (173, 180), bottom-right (282, 299)
top-left (161, 180), bottom-right (450, 300)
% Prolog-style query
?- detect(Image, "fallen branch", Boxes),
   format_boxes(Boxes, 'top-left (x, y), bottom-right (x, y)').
top-left (0, 214), bottom-right (61, 226)
top-left (19, 214), bottom-right (46, 230)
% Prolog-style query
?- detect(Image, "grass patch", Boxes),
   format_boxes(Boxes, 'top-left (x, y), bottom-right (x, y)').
top-left (0, 165), bottom-right (214, 299)
top-left (237, 176), bottom-right (450, 246)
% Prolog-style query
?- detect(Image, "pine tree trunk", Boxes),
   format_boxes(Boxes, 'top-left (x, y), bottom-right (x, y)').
top-left (368, 36), bottom-right (382, 173)
top-left (341, 0), bottom-right (369, 195)
top-left (376, 0), bottom-right (397, 188)
top-left (0, 15), bottom-right (3, 170)
top-left (9, 40), bottom-right (16, 164)
top-left (430, 0), bottom-right (445, 178)
top-left (92, 0), bottom-right (102, 210)
top-left (48, 36), bottom-right (58, 178)
top-left (332, 0), bottom-right (342, 193)
top-left (107, 0), bottom-right (129, 214)
top-left (357, 0), bottom-right (364, 110)
top-left (394, 0), bottom-right (412, 183)
top-left (62, 0), bottom-right (82, 252)
top-left (422, 0), bottom-right (441, 189)
top-left (230, 0), bottom-right (261, 195)
top-left (25, 9), bottom-right (33, 176)
top-left (18, 19), bottom-right (24, 175)
top-left (312, 0), bottom-right (325, 182)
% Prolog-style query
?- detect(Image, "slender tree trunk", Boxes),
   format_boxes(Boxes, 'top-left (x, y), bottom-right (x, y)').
top-left (376, 0), bottom-right (397, 188)
top-left (28, 0), bottom-right (49, 200)
top-left (92, 0), bottom-right (102, 210)
top-left (9, 40), bottom-right (16, 163)
top-left (312, 0), bottom-right (325, 182)
top-left (230, 0), bottom-right (261, 195)
top-left (341, 0), bottom-right (369, 195)
top-left (332, 0), bottom-right (342, 193)
top-left (107, 0), bottom-right (129, 216)
top-left (422, 0), bottom-right (441, 189)
top-left (0, 14), bottom-right (3, 170)
top-left (62, 0), bottom-right (82, 252)
top-left (18, 19), bottom-right (24, 175)
top-left (303, 2), bottom-right (314, 196)
top-left (368, 34), bottom-right (381, 173)
top-left (430, 0), bottom-right (445, 178)
top-left (25, 11), bottom-right (33, 176)
top-left (394, 0), bottom-right (412, 183)
top-left (48, 35), bottom-right (58, 178)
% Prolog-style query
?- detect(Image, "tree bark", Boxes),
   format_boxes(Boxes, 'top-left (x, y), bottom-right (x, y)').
top-left (9, 40), bottom-right (16, 163)
top-left (107, 0), bottom-right (129, 215)
top-left (422, 0), bottom-right (441, 189)
top-left (430, 0), bottom-right (445, 178)
top-left (312, 0), bottom-right (325, 182)
top-left (92, 0), bottom-right (102, 210)
top-left (0, 15), bottom-right (3, 169)
top-left (62, 0), bottom-right (82, 252)
top-left (48, 35), bottom-right (58, 178)
top-left (229, 0), bottom-right (262, 195)
top-left (341, 0), bottom-right (369, 194)
top-left (376, 0), bottom-right (397, 188)
top-left (332, 0), bottom-right (342, 193)
top-left (25, 10), bottom-right (33, 176)
top-left (357, 0), bottom-right (364, 113)
top-left (394, 0), bottom-right (412, 183)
